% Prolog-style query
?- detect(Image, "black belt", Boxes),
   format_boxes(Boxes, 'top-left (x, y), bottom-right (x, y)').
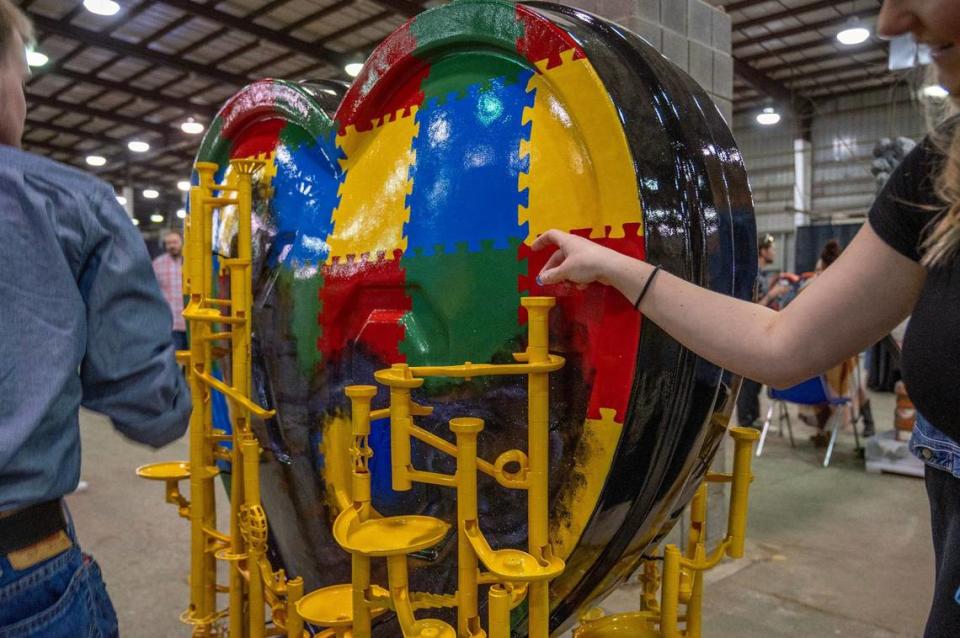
top-left (0, 499), bottom-right (67, 555)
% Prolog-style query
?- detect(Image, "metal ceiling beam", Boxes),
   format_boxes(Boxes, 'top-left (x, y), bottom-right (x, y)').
top-left (724, 0), bottom-right (778, 12)
top-left (756, 44), bottom-right (886, 76)
top-left (735, 7), bottom-right (877, 49)
top-left (41, 67), bottom-right (219, 119)
top-left (27, 12), bottom-right (250, 87)
top-left (770, 57), bottom-right (889, 86)
top-left (282, 0), bottom-right (355, 33)
top-left (368, 0), bottom-right (423, 19)
top-left (26, 93), bottom-right (177, 138)
top-left (24, 117), bottom-right (132, 150)
top-left (736, 0), bottom-right (841, 31)
top-left (740, 33), bottom-right (875, 64)
top-left (735, 75), bottom-right (900, 112)
top-left (157, 0), bottom-right (348, 68)
top-left (733, 57), bottom-right (796, 104)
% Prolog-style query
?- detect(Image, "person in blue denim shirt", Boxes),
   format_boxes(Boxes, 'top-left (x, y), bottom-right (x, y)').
top-left (533, 2), bottom-right (960, 635)
top-left (0, 4), bottom-right (190, 636)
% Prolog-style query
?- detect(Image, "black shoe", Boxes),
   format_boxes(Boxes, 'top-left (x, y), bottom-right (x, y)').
top-left (861, 401), bottom-right (876, 437)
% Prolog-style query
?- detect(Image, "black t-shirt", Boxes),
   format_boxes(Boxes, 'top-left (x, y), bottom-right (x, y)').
top-left (869, 128), bottom-right (960, 442)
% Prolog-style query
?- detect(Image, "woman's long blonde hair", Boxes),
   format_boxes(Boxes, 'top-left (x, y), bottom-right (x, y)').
top-left (921, 71), bottom-right (960, 267)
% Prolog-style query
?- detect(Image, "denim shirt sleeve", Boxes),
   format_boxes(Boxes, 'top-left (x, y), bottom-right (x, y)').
top-left (77, 184), bottom-right (191, 447)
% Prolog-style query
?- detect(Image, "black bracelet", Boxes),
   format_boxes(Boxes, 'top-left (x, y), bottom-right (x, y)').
top-left (634, 265), bottom-right (661, 310)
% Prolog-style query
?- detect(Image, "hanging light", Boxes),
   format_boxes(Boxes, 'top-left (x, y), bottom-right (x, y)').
top-left (837, 17), bottom-right (870, 46)
top-left (756, 106), bottom-right (781, 126)
top-left (143, 188), bottom-right (159, 199)
top-left (83, 0), bottom-right (120, 16)
top-left (150, 213), bottom-right (165, 223)
top-left (177, 180), bottom-right (191, 192)
top-left (26, 49), bottom-right (48, 67)
top-left (345, 62), bottom-right (364, 77)
top-left (85, 155), bottom-right (107, 167)
top-left (128, 140), bottom-right (150, 153)
top-left (176, 208), bottom-right (187, 219)
top-left (180, 118), bottom-right (204, 135)
top-left (116, 195), bottom-right (127, 206)
top-left (131, 217), bottom-right (140, 226)
top-left (922, 84), bottom-right (949, 99)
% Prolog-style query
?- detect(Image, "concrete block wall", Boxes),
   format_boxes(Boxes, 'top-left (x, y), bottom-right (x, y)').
top-left (559, 1), bottom-right (734, 123)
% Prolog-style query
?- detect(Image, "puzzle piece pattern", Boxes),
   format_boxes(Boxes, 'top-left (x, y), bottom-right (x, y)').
top-left (519, 224), bottom-right (645, 424)
top-left (404, 75), bottom-right (534, 256)
top-left (318, 250), bottom-right (411, 365)
top-left (399, 239), bottom-right (526, 372)
top-left (519, 50), bottom-right (643, 243)
top-left (327, 108), bottom-right (420, 263)
top-left (515, 4), bottom-right (587, 70)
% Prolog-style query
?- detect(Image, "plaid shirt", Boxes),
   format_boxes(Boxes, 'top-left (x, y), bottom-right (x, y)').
top-left (152, 253), bottom-right (185, 331)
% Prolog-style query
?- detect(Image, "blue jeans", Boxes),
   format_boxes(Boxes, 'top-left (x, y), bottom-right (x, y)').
top-left (0, 516), bottom-right (118, 637)
top-left (910, 414), bottom-right (960, 637)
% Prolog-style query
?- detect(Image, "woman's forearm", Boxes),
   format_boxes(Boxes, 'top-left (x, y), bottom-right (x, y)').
top-left (600, 225), bottom-right (924, 389)
top-left (603, 253), bottom-right (789, 385)
top-left (534, 225), bottom-right (923, 387)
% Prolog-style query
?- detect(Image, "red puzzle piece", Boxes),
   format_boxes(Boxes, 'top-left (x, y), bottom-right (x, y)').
top-left (516, 4), bottom-right (587, 71)
top-left (335, 22), bottom-right (427, 134)
top-left (519, 224), bottom-right (645, 423)
top-left (317, 249), bottom-right (411, 365)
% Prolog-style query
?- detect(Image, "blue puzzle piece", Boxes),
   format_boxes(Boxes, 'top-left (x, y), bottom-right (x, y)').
top-left (404, 73), bottom-right (534, 256)
top-left (269, 130), bottom-right (344, 268)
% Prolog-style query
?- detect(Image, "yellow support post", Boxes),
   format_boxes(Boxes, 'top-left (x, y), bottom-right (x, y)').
top-left (386, 364), bottom-right (416, 492)
top-left (451, 417), bottom-right (485, 637)
top-left (346, 385), bottom-right (377, 638)
top-left (242, 434), bottom-right (265, 638)
top-left (660, 545), bottom-right (681, 638)
top-left (286, 577), bottom-right (304, 638)
top-left (523, 297), bottom-right (555, 638)
top-left (187, 165), bottom-right (219, 635)
top-left (488, 585), bottom-right (511, 638)
top-left (727, 427), bottom-right (759, 559)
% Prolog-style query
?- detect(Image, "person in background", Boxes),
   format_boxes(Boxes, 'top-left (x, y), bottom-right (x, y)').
top-left (0, 3), bottom-right (191, 636)
top-left (153, 230), bottom-right (187, 351)
top-left (800, 240), bottom-right (876, 443)
top-left (736, 234), bottom-right (789, 427)
top-left (532, 1), bottom-right (960, 633)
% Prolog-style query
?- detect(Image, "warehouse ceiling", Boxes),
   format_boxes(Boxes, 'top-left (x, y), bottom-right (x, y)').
top-left (17, 0), bottom-right (905, 226)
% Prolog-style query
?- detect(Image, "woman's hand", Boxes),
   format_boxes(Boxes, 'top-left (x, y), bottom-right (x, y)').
top-left (532, 230), bottom-right (627, 287)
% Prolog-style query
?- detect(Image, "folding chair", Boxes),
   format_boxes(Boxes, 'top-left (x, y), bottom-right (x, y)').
top-left (755, 375), bottom-right (860, 467)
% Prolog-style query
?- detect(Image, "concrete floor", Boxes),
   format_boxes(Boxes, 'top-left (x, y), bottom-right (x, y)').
top-left (68, 388), bottom-right (934, 637)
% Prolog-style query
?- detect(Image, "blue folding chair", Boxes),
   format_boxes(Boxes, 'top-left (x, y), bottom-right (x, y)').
top-left (756, 375), bottom-right (860, 467)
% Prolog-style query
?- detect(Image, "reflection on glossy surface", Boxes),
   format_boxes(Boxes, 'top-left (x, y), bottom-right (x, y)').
top-left (194, 1), bottom-right (755, 634)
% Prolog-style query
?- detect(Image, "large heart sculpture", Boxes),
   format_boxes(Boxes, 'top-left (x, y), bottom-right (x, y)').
top-left (194, 1), bottom-right (756, 633)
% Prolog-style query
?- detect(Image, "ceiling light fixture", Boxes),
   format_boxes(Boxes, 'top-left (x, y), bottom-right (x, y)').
top-left (150, 213), bottom-right (165, 223)
top-left (143, 188), bottom-right (159, 199)
top-left (116, 195), bottom-right (127, 206)
top-left (176, 208), bottom-right (187, 219)
top-left (85, 155), bottom-right (107, 167)
top-left (128, 140), bottom-right (150, 153)
top-left (345, 62), bottom-right (364, 77)
top-left (131, 217), bottom-right (140, 226)
top-left (837, 17), bottom-right (870, 46)
top-left (177, 180), bottom-right (191, 192)
top-left (180, 118), bottom-right (204, 135)
top-left (83, 0), bottom-right (120, 17)
top-left (756, 106), bottom-right (781, 126)
top-left (26, 49), bottom-right (48, 67)
top-left (922, 84), bottom-right (950, 98)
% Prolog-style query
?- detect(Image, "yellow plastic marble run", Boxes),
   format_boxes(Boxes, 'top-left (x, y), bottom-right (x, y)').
top-left (136, 157), bottom-right (760, 638)
top-left (573, 425), bottom-right (760, 638)
top-left (294, 295), bottom-right (566, 638)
